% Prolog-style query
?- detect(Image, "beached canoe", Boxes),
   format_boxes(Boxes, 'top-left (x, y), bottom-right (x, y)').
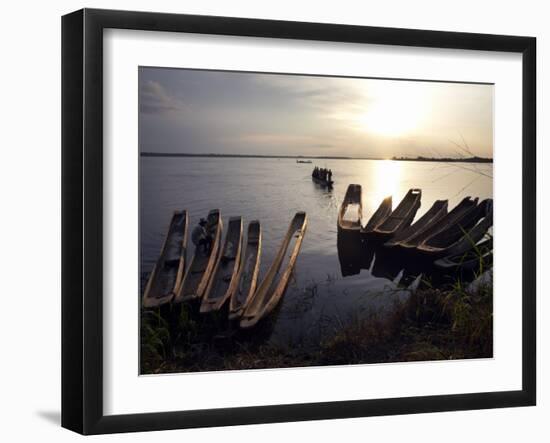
top-left (384, 200), bottom-right (448, 248)
top-left (362, 196), bottom-right (393, 233)
top-left (369, 189), bottom-right (422, 238)
top-left (312, 175), bottom-right (334, 188)
top-left (229, 220), bottom-right (262, 320)
top-left (142, 210), bottom-right (188, 308)
top-left (417, 199), bottom-right (493, 257)
top-left (338, 184), bottom-right (362, 233)
top-left (200, 216), bottom-right (244, 313)
top-left (398, 197), bottom-right (478, 250)
top-left (240, 212), bottom-right (308, 329)
top-left (173, 209), bottom-right (223, 303)
top-left (434, 238), bottom-right (493, 271)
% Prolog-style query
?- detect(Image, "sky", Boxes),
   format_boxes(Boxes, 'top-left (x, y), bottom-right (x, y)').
top-left (139, 67), bottom-right (493, 159)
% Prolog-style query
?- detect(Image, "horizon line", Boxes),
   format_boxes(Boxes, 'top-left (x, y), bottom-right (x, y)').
top-left (140, 152), bottom-right (493, 163)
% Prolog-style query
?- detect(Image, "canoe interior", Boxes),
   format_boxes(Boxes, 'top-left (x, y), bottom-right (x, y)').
top-left (363, 196), bottom-right (393, 232)
top-left (435, 238), bottom-right (493, 269)
top-left (201, 216), bottom-right (243, 312)
top-left (241, 212), bottom-right (307, 328)
top-left (385, 199), bottom-right (448, 247)
top-left (229, 220), bottom-right (262, 319)
top-left (374, 188), bottom-right (421, 234)
top-left (399, 197), bottom-right (478, 248)
top-left (420, 199), bottom-right (492, 253)
top-left (174, 209), bottom-right (223, 303)
top-left (338, 184), bottom-right (362, 231)
top-left (142, 210), bottom-right (188, 307)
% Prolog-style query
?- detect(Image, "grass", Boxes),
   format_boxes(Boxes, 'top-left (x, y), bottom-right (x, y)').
top-left (140, 271), bottom-right (492, 374)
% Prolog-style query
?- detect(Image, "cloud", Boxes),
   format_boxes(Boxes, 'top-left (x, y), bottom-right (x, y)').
top-left (139, 80), bottom-right (185, 114)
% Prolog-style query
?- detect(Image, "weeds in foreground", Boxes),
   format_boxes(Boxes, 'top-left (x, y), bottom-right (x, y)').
top-left (140, 271), bottom-right (493, 373)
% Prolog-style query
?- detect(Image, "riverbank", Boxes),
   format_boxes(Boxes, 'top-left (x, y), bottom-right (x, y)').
top-left (141, 273), bottom-right (493, 374)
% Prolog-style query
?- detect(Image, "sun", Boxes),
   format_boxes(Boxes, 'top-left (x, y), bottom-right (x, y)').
top-left (356, 81), bottom-right (428, 137)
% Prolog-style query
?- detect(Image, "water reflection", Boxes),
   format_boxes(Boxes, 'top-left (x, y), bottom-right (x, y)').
top-left (370, 160), bottom-right (402, 211)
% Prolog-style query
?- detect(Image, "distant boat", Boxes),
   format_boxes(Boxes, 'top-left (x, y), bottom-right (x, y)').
top-left (312, 175), bottom-right (334, 188)
top-left (142, 210), bottom-right (188, 308)
top-left (240, 212), bottom-right (307, 328)
top-left (384, 199), bottom-right (448, 248)
top-left (398, 197), bottom-right (478, 250)
top-left (338, 184), bottom-right (362, 234)
top-left (296, 159), bottom-right (312, 164)
top-left (417, 199), bottom-right (493, 257)
top-left (229, 220), bottom-right (262, 320)
top-left (369, 189), bottom-right (422, 238)
top-left (362, 196), bottom-right (393, 233)
top-left (200, 216), bottom-right (244, 313)
top-left (173, 209), bottom-right (223, 303)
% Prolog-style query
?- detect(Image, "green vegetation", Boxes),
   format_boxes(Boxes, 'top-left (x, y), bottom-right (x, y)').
top-left (140, 273), bottom-right (492, 374)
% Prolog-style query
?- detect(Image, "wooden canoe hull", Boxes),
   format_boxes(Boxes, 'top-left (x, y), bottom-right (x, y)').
top-left (434, 238), bottom-right (493, 271)
top-left (417, 199), bottom-right (493, 257)
top-left (384, 199), bottom-right (448, 248)
top-left (369, 188), bottom-right (421, 238)
top-left (398, 197), bottom-right (478, 250)
top-left (142, 210), bottom-right (188, 308)
top-left (312, 175), bottom-right (334, 188)
top-left (337, 184), bottom-right (362, 234)
top-left (229, 220), bottom-right (262, 320)
top-left (240, 212), bottom-right (308, 329)
top-left (200, 216), bottom-right (244, 313)
top-left (173, 209), bottom-right (223, 303)
top-left (362, 195), bottom-right (393, 233)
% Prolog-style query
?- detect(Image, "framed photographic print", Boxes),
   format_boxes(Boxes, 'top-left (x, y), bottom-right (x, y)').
top-left (61, 8), bottom-right (536, 435)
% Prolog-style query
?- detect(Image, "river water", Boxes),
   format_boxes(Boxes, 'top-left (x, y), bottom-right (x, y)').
top-left (140, 157), bottom-right (493, 346)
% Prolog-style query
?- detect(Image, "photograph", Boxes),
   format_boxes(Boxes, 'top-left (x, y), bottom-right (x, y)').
top-left (139, 66), bottom-right (494, 375)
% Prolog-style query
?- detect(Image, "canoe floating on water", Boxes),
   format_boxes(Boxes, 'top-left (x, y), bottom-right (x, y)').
top-left (398, 197), bottom-right (478, 250)
top-left (312, 175), bottom-right (334, 188)
top-left (434, 238), bottom-right (493, 271)
top-left (229, 220), bottom-right (262, 320)
top-left (338, 184), bottom-right (362, 233)
top-left (173, 209), bottom-right (223, 303)
top-left (240, 212), bottom-right (308, 329)
top-left (200, 216), bottom-right (244, 313)
top-left (384, 200), bottom-right (448, 248)
top-left (362, 196), bottom-right (393, 233)
top-left (417, 199), bottom-right (493, 257)
top-left (369, 189), bottom-right (421, 238)
top-left (142, 210), bottom-right (188, 308)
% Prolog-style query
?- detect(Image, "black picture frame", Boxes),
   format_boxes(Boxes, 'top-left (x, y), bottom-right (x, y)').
top-left (62, 8), bottom-right (536, 435)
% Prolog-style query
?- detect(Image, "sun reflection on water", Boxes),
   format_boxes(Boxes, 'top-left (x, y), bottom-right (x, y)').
top-left (365, 160), bottom-right (403, 216)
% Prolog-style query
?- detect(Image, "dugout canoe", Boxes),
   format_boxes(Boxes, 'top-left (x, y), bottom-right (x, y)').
top-left (398, 197), bottom-right (478, 249)
top-left (173, 209), bottom-right (223, 303)
top-left (338, 184), bottom-right (362, 233)
top-left (362, 196), bottom-right (393, 233)
top-left (229, 220), bottom-right (262, 320)
top-left (142, 210), bottom-right (188, 308)
top-left (434, 238), bottom-right (493, 271)
top-left (370, 189), bottom-right (422, 238)
top-left (200, 216), bottom-right (244, 313)
top-left (312, 175), bottom-right (334, 188)
top-left (240, 212), bottom-right (308, 329)
top-left (417, 199), bottom-right (493, 257)
top-left (384, 200), bottom-right (448, 248)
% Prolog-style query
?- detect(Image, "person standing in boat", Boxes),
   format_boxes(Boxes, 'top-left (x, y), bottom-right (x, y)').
top-left (192, 218), bottom-right (212, 253)
top-left (327, 169), bottom-right (332, 182)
